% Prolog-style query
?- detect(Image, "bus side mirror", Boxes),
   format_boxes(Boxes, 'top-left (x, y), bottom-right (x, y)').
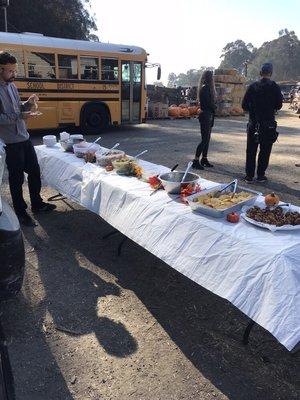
top-left (157, 66), bottom-right (161, 81)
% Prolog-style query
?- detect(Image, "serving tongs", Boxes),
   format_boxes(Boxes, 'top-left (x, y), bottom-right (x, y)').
top-left (213, 179), bottom-right (238, 198)
top-left (266, 202), bottom-right (291, 211)
top-left (150, 163), bottom-right (179, 196)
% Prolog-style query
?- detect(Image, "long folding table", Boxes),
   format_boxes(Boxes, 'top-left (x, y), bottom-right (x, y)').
top-left (35, 145), bottom-right (300, 352)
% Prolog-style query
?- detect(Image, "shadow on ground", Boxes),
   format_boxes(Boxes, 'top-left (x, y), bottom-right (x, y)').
top-left (24, 208), bottom-right (300, 400)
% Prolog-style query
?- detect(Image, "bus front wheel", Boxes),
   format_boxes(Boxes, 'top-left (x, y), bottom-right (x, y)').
top-left (81, 104), bottom-right (110, 135)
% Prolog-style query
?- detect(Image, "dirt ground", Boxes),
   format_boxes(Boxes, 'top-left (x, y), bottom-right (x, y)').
top-left (0, 105), bottom-right (300, 400)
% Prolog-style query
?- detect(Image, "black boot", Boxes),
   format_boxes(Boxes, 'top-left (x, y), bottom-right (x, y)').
top-left (201, 158), bottom-right (214, 168)
top-left (192, 159), bottom-right (204, 170)
top-left (17, 211), bottom-right (37, 227)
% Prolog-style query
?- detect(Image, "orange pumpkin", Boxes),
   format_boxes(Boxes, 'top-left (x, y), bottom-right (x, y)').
top-left (188, 106), bottom-right (198, 116)
top-left (264, 192), bottom-right (280, 207)
top-left (227, 212), bottom-right (240, 223)
top-left (168, 106), bottom-right (180, 118)
top-left (179, 107), bottom-right (190, 117)
top-left (179, 103), bottom-right (188, 108)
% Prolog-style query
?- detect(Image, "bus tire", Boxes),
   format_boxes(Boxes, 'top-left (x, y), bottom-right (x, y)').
top-left (80, 103), bottom-right (110, 135)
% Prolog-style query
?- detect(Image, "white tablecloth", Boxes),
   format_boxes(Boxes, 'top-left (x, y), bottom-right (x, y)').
top-left (36, 145), bottom-right (300, 351)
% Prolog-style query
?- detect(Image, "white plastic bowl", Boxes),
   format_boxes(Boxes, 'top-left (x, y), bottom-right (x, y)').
top-left (73, 142), bottom-right (101, 158)
top-left (43, 135), bottom-right (57, 147)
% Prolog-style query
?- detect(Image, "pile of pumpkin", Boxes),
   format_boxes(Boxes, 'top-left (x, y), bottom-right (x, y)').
top-left (168, 104), bottom-right (201, 118)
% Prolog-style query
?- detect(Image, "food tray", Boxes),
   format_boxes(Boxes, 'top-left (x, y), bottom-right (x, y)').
top-left (241, 204), bottom-right (300, 232)
top-left (186, 183), bottom-right (261, 218)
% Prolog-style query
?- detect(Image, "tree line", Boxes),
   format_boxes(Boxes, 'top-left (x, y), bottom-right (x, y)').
top-left (167, 29), bottom-right (300, 87)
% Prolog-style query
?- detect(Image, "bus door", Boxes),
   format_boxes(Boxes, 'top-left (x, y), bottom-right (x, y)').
top-left (121, 61), bottom-right (142, 123)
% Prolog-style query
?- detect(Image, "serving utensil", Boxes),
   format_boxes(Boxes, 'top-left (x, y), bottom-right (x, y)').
top-left (214, 179), bottom-right (238, 198)
top-left (266, 202), bottom-right (291, 211)
top-left (101, 143), bottom-right (120, 156)
top-left (181, 161), bottom-right (193, 183)
top-left (150, 163), bottom-right (178, 196)
top-left (86, 136), bottom-right (102, 151)
top-left (230, 179), bottom-right (238, 198)
top-left (133, 150), bottom-right (148, 159)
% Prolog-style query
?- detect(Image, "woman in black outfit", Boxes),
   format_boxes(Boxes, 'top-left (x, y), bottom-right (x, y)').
top-left (192, 70), bottom-right (216, 170)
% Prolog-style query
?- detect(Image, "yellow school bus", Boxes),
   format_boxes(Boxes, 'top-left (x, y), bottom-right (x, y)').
top-left (0, 32), bottom-right (160, 133)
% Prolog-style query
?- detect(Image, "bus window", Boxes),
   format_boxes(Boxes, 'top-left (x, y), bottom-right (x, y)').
top-left (80, 57), bottom-right (99, 80)
top-left (133, 63), bottom-right (142, 83)
top-left (27, 52), bottom-right (56, 79)
top-left (58, 55), bottom-right (78, 79)
top-left (4, 49), bottom-right (25, 77)
top-left (101, 59), bottom-right (118, 81)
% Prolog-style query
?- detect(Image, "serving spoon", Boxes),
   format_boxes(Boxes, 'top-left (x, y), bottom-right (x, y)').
top-left (181, 161), bottom-right (193, 183)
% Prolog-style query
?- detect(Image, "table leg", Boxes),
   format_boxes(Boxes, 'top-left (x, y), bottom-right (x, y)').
top-left (102, 229), bottom-right (120, 240)
top-left (47, 193), bottom-right (66, 201)
top-left (117, 237), bottom-right (128, 256)
top-left (102, 229), bottom-right (128, 256)
top-left (243, 319), bottom-right (256, 345)
top-left (0, 319), bottom-right (15, 400)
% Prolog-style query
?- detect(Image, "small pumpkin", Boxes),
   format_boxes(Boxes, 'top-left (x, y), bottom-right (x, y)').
top-left (227, 212), bottom-right (240, 223)
top-left (265, 192), bottom-right (280, 207)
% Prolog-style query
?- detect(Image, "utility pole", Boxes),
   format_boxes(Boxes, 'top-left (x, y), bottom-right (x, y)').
top-left (0, 0), bottom-right (9, 32)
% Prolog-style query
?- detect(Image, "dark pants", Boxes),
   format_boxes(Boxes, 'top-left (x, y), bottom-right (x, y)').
top-left (195, 112), bottom-right (214, 159)
top-left (245, 124), bottom-right (273, 178)
top-left (5, 139), bottom-right (43, 215)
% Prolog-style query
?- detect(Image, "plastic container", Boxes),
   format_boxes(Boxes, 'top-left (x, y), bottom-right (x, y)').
top-left (73, 142), bottom-right (101, 158)
top-left (60, 140), bottom-right (74, 152)
top-left (43, 135), bottom-right (57, 147)
top-left (96, 149), bottom-right (125, 167)
top-left (70, 134), bottom-right (84, 144)
top-left (112, 157), bottom-right (134, 174)
top-left (60, 131), bottom-right (70, 141)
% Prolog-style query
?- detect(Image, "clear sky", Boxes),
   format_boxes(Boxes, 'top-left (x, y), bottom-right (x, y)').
top-left (90, 0), bottom-right (300, 84)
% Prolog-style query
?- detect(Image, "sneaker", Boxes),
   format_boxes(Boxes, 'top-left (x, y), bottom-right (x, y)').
top-left (192, 159), bottom-right (204, 170)
top-left (256, 176), bottom-right (268, 183)
top-left (243, 176), bottom-right (254, 183)
top-left (201, 159), bottom-right (214, 168)
top-left (17, 212), bottom-right (37, 227)
top-left (32, 202), bottom-right (57, 213)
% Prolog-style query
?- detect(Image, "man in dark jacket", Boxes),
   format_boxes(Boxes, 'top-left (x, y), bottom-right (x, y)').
top-left (242, 63), bottom-right (283, 183)
top-left (0, 52), bottom-right (56, 226)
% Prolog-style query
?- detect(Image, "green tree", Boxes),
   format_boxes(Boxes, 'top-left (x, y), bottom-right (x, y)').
top-left (167, 67), bottom-right (212, 88)
top-left (167, 72), bottom-right (177, 88)
top-left (6, 0), bottom-right (98, 40)
top-left (152, 81), bottom-right (165, 87)
top-left (247, 30), bottom-right (300, 81)
top-left (220, 40), bottom-right (256, 73)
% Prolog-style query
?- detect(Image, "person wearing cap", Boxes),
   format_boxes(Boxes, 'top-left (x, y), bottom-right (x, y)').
top-left (0, 51), bottom-right (56, 226)
top-left (242, 63), bottom-right (283, 183)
